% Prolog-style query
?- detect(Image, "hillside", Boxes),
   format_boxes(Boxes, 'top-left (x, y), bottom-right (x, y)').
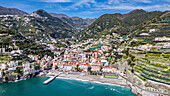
top-left (79, 9), bottom-right (165, 40)
top-left (0, 6), bottom-right (28, 15)
top-left (30, 9), bottom-right (75, 38)
top-left (49, 13), bottom-right (96, 31)
top-left (49, 13), bottom-right (69, 18)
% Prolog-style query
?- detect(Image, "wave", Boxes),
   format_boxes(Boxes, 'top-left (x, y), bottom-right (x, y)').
top-left (88, 86), bottom-right (94, 89)
top-left (0, 90), bottom-right (6, 94)
top-left (105, 87), bottom-right (124, 94)
top-left (55, 77), bottom-right (127, 88)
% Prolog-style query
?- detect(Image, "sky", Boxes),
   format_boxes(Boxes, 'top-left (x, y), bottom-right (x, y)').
top-left (0, 0), bottom-right (169, 18)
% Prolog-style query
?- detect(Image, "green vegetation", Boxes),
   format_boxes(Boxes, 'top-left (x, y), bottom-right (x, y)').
top-left (79, 9), bottom-right (165, 40)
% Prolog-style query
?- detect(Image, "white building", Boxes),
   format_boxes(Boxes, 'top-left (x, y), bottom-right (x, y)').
top-left (0, 63), bottom-right (7, 70)
top-left (63, 65), bottom-right (72, 71)
top-left (102, 67), bottom-right (116, 73)
top-left (0, 70), bottom-right (3, 77)
top-left (79, 64), bottom-right (90, 72)
top-left (139, 33), bottom-right (149, 36)
top-left (149, 29), bottom-right (156, 32)
top-left (155, 37), bottom-right (170, 41)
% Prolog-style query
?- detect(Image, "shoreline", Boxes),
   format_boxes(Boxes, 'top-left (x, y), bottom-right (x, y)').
top-left (1, 72), bottom-right (136, 95)
top-left (55, 76), bottom-right (129, 88)
top-left (52, 73), bottom-right (130, 88)
top-left (1, 73), bottom-right (129, 88)
top-left (53, 73), bottom-right (138, 95)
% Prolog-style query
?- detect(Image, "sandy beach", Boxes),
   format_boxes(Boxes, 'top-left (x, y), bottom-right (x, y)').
top-left (53, 73), bottom-right (129, 88)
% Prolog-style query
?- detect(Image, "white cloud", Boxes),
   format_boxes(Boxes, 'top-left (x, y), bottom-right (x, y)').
top-left (72, 0), bottom-right (96, 8)
top-left (95, 4), bottom-right (170, 11)
top-left (43, 0), bottom-right (169, 13)
top-left (107, 0), bottom-right (120, 4)
top-left (41, 0), bottom-right (72, 3)
top-left (133, 0), bottom-right (152, 3)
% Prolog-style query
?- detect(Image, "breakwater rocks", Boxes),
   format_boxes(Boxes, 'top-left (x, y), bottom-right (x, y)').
top-left (0, 72), bottom-right (39, 83)
top-left (125, 71), bottom-right (169, 96)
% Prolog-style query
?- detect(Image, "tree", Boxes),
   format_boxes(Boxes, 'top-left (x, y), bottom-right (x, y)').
top-left (87, 67), bottom-right (91, 72)
top-left (15, 68), bottom-right (22, 74)
top-left (130, 63), bottom-right (135, 67)
top-left (127, 59), bottom-right (131, 65)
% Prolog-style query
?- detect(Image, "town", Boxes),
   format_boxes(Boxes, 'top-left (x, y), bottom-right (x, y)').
top-left (0, 9), bottom-right (169, 96)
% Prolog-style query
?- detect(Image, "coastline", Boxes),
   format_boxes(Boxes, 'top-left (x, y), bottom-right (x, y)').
top-left (1, 72), bottom-right (136, 95)
top-left (53, 73), bottom-right (138, 95)
top-left (54, 73), bottom-right (139, 95)
top-left (53, 73), bottom-right (129, 88)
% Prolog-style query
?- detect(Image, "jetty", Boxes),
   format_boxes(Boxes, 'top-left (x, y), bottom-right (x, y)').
top-left (43, 73), bottom-right (60, 85)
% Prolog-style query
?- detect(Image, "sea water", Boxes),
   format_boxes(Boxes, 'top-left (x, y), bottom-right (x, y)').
top-left (0, 77), bottom-right (135, 96)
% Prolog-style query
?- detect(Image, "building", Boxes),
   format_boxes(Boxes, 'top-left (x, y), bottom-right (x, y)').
top-left (0, 70), bottom-right (4, 77)
top-left (63, 64), bottom-right (72, 71)
top-left (0, 63), bottom-right (7, 70)
top-left (102, 66), bottom-right (117, 73)
top-left (91, 65), bottom-right (101, 72)
top-left (79, 64), bottom-right (90, 72)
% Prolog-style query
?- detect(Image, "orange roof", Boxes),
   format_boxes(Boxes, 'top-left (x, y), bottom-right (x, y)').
top-left (64, 63), bottom-right (72, 66)
top-left (91, 65), bottom-right (100, 66)
top-left (109, 66), bottom-right (115, 68)
top-left (82, 64), bottom-right (90, 66)
top-left (50, 60), bottom-right (54, 62)
top-left (103, 66), bottom-right (115, 69)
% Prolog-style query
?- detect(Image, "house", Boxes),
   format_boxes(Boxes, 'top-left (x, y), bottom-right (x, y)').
top-left (23, 62), bottom-right (35, 75)
top-left (102, 66), bottom-right (117, 73)
top-left (72, 63), bottom-right (78, 71)
top-left (79, 64), bottom-right (90, 72)
top-left (163, 43), bottom-right (170, 48)
top-left (57, 63), bottom-right (64, 70)
top-left (139, 33), bottom-right (149, 36)
top-left (101, 60), bottom-right (108, 66)
top-left (155, 37), bottom-right (170, 41)
top-left (149, 29), bottom-right (156, 32)
top-left (91, 65), bottom-right (101, 72)
top-left (52, 61), bottom-right (58, 70)
top-left (101, 46), bottom-right (109, 52)
top-left (0, 48), bottom-right (5, 53)
top-left (8, 61), bottom-right (18, 67)
top-left (0, 70), bottom-right (4, 77)
top-left (100, 56), bottom-right (106, 60)
top-left (138, 44), bottom-right (152, 51)
top-left (8, 67), bottom-right (16, 72)
top-left (11, 49), bottom-right (23, 54)
top-left (0, 63), bottom-right (7, 70)
top-left (63, 64), bottom-right (72, 71)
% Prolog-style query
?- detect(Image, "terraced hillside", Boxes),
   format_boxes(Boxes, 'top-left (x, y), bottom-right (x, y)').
top-left (79, 9), bottom-right (165, 40)
top-left (124, 12), bottom-right (170, 94)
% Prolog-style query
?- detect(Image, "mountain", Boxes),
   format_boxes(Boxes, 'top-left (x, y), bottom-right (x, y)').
top-left (160, 11), bottom-right (170, 20)
top-left (0, 6), bottom-right (28, 15)
top-left (79, 9), bottom-right (165, 40)
top-left (122, 9), bottom-right (163, 26)
top-left (49, 13), bottom-right (70, 18)
top-left (49, 13), bottom-right (96, 31)
top-left (0, 8), bottom-right (95, 39)
top-left (135, 11), bottom-right (170, 38)
top-left (62, 17), bottom-right (89, 31)
top-left (84, 18), bottom-right (96, 25)
top-left (30, 9), bottom-right (75, 38)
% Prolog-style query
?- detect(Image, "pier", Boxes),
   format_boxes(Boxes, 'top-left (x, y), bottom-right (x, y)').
top-left (43, 73), bottom-right (60, 85)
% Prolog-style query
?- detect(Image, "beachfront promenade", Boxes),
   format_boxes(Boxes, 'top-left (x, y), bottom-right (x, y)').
top-left (43, 73), bottom-right (60, 85)
top-left (118, 74), bottom-right (169, 96)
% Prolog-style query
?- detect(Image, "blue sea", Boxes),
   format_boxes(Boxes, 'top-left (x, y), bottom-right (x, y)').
top-left (0, 77), bottom-right (135, 96)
